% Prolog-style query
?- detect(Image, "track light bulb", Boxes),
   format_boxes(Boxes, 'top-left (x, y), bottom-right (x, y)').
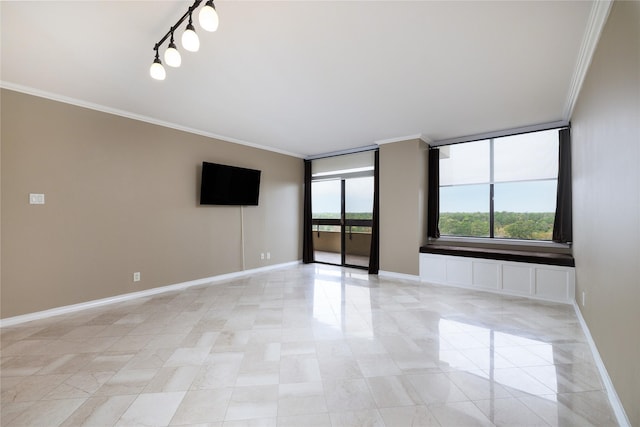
top-left (199, 1), bottom-right (219, 32)
top-left (182, 22), bottom-right (200, 52)
top-left (150, 56), bottom-right (166, 80)
top-left (151, 1), bottom-right (221, 78)
top-left (164, 42), bottom-right (181, 67)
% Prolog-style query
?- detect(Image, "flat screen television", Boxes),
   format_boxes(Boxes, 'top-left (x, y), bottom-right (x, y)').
top-left (200, 162), bottom-right (261, 206)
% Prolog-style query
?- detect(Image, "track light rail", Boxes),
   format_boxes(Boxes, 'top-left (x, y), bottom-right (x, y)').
top-left (149, 0), bottom-right (219, 80)
top-left (153, 0), bottom-right (203, 52)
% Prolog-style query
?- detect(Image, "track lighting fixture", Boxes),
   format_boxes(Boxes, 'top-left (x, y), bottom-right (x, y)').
top-left (149, 0), bottom-right (218, 81)
top-left (164, 32), bottom-right (181, 68)
top-left (199, 0), bottom-right (219, 32)
top-left (149, 49), bottom-right (166, 80)
top-left (182, 13), bottom-right (200, 52)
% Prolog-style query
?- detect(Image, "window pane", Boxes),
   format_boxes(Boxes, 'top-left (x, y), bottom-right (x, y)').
top-left (494, 180), bottom-right (558, 240)
top-left (318, 225), bottom-right (340, 232)
top-left (345, 177), bottom-right (373, 219)
top-left (439, 184), bottom-right (490, 237)
top-left (494, 130), bottom-right (559, 182)
top-left (440, 140), bottom-right (490, 186)
top-left (312, 180), bottom-right (340, 219)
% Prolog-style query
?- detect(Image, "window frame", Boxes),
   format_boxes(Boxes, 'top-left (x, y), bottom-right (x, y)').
top-left (433, 124), bottom-right (569, 247)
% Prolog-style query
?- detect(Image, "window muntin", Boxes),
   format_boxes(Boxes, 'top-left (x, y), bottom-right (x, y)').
top-left (439, 129), bottom-right (560, 241)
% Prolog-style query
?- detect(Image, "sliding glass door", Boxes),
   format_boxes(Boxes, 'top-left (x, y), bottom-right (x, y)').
top-left (344, 177), bottom-right (373, 267)
top-left (311, 179), bottom-right (342, 265)
top-left (311, 176), bottom-right (373, 269)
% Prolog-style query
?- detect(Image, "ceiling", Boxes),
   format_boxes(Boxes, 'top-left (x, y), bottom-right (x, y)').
top-left (1, 1), bottom-right (598, 157)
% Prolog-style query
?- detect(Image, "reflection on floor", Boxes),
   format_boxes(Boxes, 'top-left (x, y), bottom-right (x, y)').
top-left (314, 250), bottom-right (370, 268)
top-left (0, 264), bottom-right (618, 426)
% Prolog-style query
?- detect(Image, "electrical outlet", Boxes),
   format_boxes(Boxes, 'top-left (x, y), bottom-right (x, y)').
top-left (133, 272), bottom-right (141, 282)
top-left (261, 253), bottom-right (265, 260)
top-left (29, 193), bottom-right (45, 204)
top-left (266, 252), bottom-right (271, 260)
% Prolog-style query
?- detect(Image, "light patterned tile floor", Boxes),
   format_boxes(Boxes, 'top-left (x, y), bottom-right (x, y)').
top-left (0, 264), bottom-right (618, 426)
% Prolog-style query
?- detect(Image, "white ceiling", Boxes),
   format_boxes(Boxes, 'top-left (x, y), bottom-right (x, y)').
top-left (1, 1), bottom-right (598, 157)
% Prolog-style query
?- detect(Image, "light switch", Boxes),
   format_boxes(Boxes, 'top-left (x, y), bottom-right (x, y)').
top-left (29, 193), bottom-right (45, 205)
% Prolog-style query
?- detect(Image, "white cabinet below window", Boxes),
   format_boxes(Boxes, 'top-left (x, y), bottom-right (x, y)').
top-left (419, 253), bottom-right (575, 304)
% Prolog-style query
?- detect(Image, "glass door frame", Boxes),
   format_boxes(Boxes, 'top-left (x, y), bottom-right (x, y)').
top-left (312, 177), bottom-right (373, 269)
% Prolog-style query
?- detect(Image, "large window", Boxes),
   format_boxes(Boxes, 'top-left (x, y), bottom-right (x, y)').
top-left (439, 129), bottom-right (559, 240)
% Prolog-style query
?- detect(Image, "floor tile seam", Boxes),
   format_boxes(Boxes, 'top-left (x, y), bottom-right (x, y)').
top-left (0, 370), bottom-right (74, 389)
top-left (275, 381), bottom-right (331, 419)
top-left (427, 401), bottom-right (498, 427)
top-left (0, 400), bottom-right (37, 426)
top-left (456, 366), bottom-right (560, 401)
top-left (367, 374), bottom-right (428, 410)
top-left (497, 365), bottom-right (560, 396)
top-left (443, 369), bottom-right (514, 401)
top-left (514, 392), bottom-right (608, 426)
top-left (466, 396), bottom-right (554, 427)
top-left (43, 372), bottom-right (121, 400)
top-left (115, 390), bottom-right (185, 427)
top-left (521, 364), bottom-right (607, 392)
top-left (56, 391), bottom-right (142, 426)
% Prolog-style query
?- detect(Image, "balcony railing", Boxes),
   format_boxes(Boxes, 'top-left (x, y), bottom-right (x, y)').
top-left (311, 218), bottom-right (372, 267)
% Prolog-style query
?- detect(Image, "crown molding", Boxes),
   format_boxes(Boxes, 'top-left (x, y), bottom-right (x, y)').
top-left (563, 0), bottom-right (613, 120)
top-left (0, 81), bottom-right (304, 159)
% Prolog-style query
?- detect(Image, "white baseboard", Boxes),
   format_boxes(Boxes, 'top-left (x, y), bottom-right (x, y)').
top-left (378, 270), bottom-right (420, 281)
top-left (573, 302), bottom-right (631, 427)
top-left (0, 261), bottom-right (301, 328)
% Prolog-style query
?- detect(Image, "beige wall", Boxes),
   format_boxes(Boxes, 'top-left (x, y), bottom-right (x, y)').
top-left (571, 1), bottom-right (640, 425)
top-left (379, 139), bottom-right (428, 275)
top-left (1, 89), bottom-right (303, 319)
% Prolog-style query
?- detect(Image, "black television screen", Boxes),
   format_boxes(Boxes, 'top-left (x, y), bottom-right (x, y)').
top-left (200, 162), bottom-right (261, 206)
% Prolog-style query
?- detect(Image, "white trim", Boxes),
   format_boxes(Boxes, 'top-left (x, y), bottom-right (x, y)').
top-left (0, 261), bottom-right (301, 328)
top-left (420, 135), bottom-right (433, 145)
top-left (0, 82), bottom-right (303, 159)
top-left (240, 206), bottom-right (245, 271)
top-left (374, 134), bottom-right (423, 146)
top-left (304, 145), bottom-right (378, 161)
top-left (573, 302), bottom-right (631, 427)
top-left (563, 0), bottom-right (613, 120)
top-left (378, 270), bottom-right (420, 282)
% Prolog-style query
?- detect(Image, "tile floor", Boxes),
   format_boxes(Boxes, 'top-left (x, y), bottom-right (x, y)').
top-left (0, 264), bottom-right (618, 426)
top-left (312, 251), bottom-right (370, 268)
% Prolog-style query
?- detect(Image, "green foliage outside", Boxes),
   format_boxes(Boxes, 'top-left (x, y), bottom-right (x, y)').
top-left (313, 212), bottom-right (372, 233)
top-left (439, 211), bottom-right (555, 240)
top-left (313, 212), bottom-right (373, 220)
top-left (312, 211), bottom-right (555, 240)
